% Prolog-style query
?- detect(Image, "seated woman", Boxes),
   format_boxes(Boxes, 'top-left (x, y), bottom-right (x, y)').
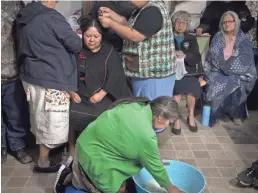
top-left (204, 11), bottom-right (257, 127)
top-left (170, 11), bottom-right (201, 135)
top-left (69, 17), bottom-right (132, 154)
top-left (54, 96), bottom-right (184, 193)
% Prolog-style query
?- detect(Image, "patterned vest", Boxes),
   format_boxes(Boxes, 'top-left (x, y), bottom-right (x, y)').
top-left (122, 0), bottom-right (176, 78)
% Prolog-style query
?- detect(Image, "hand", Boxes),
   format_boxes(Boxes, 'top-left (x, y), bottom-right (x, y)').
top-left (98, 7), bottom-right (113, 18)
top-left (70, 92), bottom-right (81, 104)
top-left (98, 16), bottom-right (113, 28)
top-left (196, 27), bottom-right (203, 36)
top-left (167, 185), bottom-right (185, 193)
top-left (90, 90), bottom-right (107, 103)
top-left (175, 51), bottom-right (185, 59)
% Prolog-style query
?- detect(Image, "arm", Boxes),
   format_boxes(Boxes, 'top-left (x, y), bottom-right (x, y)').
top-left (108, 20), bottom-right (146, 42)
top-left (51, 14), bottom-right (82, 54)
top-left (138, 137), bottom-right (173, 190)
top-left (99, 6), bottom-right (162, 42)
top-left (184, 37), bottom-right (201, 67)
top-left (239, 6), bottom-right (255, 33)
top-left (99, 7), bottom-right (127, 25)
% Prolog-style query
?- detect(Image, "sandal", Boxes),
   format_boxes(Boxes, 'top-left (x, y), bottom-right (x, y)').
top-left (33, 163), bottom-right (61, 173)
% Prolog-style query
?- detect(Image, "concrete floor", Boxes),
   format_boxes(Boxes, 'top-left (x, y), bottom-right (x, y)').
top-left (1, 108), bottom-right (258, 193)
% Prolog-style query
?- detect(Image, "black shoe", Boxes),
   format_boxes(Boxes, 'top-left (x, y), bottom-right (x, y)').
top-left (33, 163), bottom-right (61, 173)
top-left (236, 167), bottom-right (255, 187)
top-left (13, 148), bottom-right (32, 164)
top-left (54, 164), bottom-right (72, 193)
top-left (170, 122), bottom-right (181, 135)
top-left (1, 147), bottom-right (7, 164)
top-left (187, 117), bottom-right (198, 133)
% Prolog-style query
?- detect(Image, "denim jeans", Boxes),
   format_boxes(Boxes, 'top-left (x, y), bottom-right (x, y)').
top-left (1, 79), bottom-right (30, 151)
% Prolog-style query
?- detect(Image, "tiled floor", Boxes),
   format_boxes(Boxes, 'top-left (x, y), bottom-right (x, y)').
top-left (1, 108), bottom-right (258, 193)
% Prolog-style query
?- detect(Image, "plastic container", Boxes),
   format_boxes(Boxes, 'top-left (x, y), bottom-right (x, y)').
top-left (201, 105), bottom-right (211, 126)
top-left (133, 160), bottom-right (206, 193)
top-left (65, 186), bottom-right (87, 193)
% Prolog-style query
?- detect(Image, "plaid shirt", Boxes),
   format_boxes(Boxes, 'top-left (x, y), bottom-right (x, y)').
top-left (122, 0), bottom-right (176, 79)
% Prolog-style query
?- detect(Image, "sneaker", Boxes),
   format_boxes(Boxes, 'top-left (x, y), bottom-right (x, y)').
top-left (54, 164), bottom-right (72, 193)
top-left (13, 148), bottom-right (32, 164)
top-left (1, 147), bottom-right (7, 164)
top-left (236, 167), bottom-right (255, 186)
top-left (233, 118), bottom-right (243, 125)
top-left (254, 178), bottom-right (258, 189)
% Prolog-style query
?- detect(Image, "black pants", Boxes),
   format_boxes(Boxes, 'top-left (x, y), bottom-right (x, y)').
top-left (1, 79), bottom-right (30, 151)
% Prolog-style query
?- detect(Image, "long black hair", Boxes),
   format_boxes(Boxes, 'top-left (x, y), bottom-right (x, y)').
top-left (78, 16), bottom-right (104, 49)
top-left (108, 96), bottom-right (180, 120)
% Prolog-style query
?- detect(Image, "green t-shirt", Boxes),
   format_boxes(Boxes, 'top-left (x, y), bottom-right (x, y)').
top-left (77, 102), bottom-right (170, 192)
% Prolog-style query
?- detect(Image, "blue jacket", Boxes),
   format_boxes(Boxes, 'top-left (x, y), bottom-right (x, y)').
top-left (16, 2), bottom-right (82, 91)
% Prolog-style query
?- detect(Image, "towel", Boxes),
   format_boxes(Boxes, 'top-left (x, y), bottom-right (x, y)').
top-left (175, 58), bottom-right (187, 80)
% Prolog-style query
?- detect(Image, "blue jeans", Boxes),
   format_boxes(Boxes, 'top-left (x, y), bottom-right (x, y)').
top-left (1, 79), bottom-right (30, 151)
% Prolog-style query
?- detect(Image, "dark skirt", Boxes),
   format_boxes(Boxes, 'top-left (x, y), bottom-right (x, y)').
top-left (70, 95), bottom-right (113, 132)
top-left (173, 76), bottom-right (201, 99)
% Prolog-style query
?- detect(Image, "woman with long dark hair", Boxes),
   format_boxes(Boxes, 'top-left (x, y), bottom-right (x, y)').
top-left (55, 96), bottom-right (184, 193)
top-left (68, 17), bottom-right (131, 155)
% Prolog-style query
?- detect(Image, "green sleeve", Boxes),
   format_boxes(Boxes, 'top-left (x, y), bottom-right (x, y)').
top-left (138, 136), bottom-right (171, 188)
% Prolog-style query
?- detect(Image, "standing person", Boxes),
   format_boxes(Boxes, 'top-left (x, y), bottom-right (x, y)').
top-left (88, 1), bottom-right (134, 52)
top-left (1, 1), bottom-right (32, 164)
top-left (55, 97), bottom-right (184, 193)
top-left (98, 0), bottom-right (176, 102)
top-left (15, 0), bottom-right (82, 172)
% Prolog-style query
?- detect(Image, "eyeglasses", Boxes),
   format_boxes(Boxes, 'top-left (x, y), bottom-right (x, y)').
top-left (175, 20), bottom-right (188, 26)
top-left (223, 20), bottom-right (235, 25)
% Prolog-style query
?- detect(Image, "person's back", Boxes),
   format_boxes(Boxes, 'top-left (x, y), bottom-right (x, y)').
top-left (16, 1), bottom-right (82, 91)
top-left (77, 102), bottom-right (159, 192)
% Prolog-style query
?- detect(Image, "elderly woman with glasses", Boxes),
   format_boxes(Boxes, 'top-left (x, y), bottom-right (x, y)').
top-left (204, 11), bottom-right (257, 127)
top-left (170, 11), bottom-right (201, 135)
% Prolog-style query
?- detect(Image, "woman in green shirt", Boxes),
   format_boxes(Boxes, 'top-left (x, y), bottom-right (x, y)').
top-left (54, 96), bottom-right (184, 193)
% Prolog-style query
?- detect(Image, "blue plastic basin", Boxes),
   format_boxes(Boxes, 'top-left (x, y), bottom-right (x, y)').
top-left (133, 160), bottom-right (206, 193)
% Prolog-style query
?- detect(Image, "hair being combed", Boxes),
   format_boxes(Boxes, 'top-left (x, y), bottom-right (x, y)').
top-left (108, 96), bottom-right (180, 121)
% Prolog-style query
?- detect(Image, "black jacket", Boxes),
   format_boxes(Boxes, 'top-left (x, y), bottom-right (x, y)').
top-left (174, 33), bottom-right (201, 74)
top-left (199, 1), bottom-right (254, 38)
top-left (16, 2), bottom-right (82, 91)
top-left (89, 1), bottom-right (134, 52)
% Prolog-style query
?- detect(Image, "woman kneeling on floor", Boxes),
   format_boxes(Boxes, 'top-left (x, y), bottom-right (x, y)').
top-left (55, 97), bottom-right (184, 193)
top-left (68, 17), bottom-right (132, 155)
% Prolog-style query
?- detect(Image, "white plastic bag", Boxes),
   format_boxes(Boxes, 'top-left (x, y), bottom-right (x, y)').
top-left (175, 58), bottom-right (187, 80)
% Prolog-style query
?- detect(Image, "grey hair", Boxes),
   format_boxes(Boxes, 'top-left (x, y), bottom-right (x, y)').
top-left (171, 10), bottom-right (191, 30)
top-left (108, 96), bottom-right (180, 121)
top-left (150, 96), bottom-right (180, 121)
top-left (219, 11), bottom-right (240, 36)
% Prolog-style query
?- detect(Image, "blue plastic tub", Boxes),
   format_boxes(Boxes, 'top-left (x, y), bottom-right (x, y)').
top-left (65, 185), bottom-right (87, 193)
top-left (133, 160), bottom-right (206, 193)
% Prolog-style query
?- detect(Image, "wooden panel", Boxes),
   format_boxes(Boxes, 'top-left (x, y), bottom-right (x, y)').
top-left (82, 0), bottom-right (94, 15)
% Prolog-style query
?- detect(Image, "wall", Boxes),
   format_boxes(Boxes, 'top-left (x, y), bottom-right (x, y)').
top-left (55, 1), bottom-right (82, 19)
top-left (24, 1), bottom-right (83, 19)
